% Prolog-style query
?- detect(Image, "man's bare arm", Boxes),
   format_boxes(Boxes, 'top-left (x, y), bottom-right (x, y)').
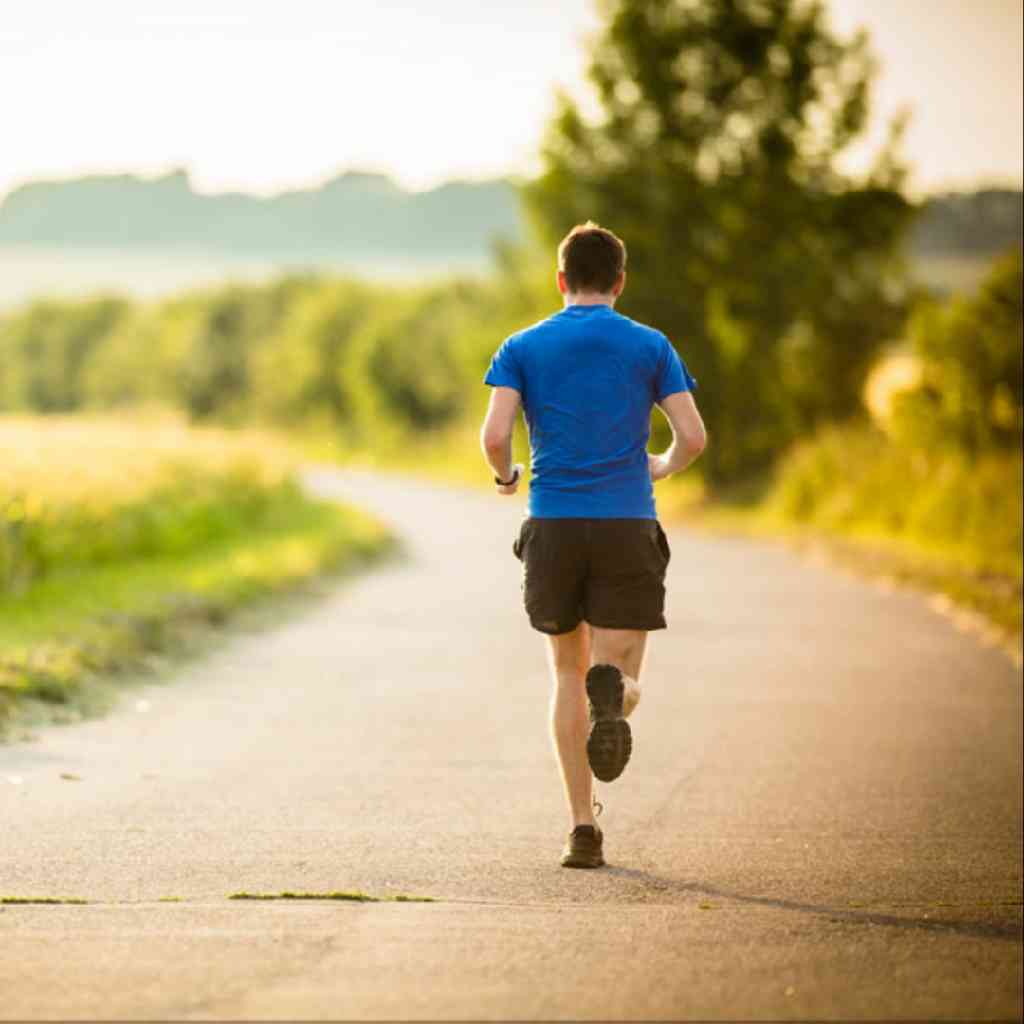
top-left (480, 386), bottom-right (523, 494)
top-left (649, 391), bottom-right (707, 481)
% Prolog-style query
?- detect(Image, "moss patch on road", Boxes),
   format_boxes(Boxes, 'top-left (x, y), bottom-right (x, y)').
top-left (1, 893), bottom-right (437, 906)
top-left (229, 891), bottom-right (435, 903)
top-left (0, 897), bottom-right (90, 905)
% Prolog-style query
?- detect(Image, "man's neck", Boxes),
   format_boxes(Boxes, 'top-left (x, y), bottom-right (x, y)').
top-left (563, 292), bottom-right (616, 308)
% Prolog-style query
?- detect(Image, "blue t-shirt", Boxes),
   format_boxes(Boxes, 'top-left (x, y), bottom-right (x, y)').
top-left (484, 303), bottom-right (696, 519)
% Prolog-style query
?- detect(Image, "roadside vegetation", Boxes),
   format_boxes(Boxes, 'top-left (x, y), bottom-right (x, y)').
top-left (0, 414), bottom-right (391, 737)
top-left (760, 252), bottom-right (1022, 641)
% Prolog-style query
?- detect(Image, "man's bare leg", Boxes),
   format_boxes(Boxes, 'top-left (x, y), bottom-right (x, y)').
top-left (547, 623), bottom-right (596, 829)
top-left (591, 626), bottom-right (647, 678)
top-left (583, 627), bottom-right (648, 781)
top-left (591, 627), bottom-right (647, 715)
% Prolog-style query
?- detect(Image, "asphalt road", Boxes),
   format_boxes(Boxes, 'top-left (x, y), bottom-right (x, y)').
top-left (2, 469), bottom-right (1021, 1021)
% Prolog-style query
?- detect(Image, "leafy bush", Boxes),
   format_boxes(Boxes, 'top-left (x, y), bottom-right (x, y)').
top-left (893, 248), bottom-right (1023, 453)
top-left (0, 269), bottom-right (549, 453)
top-left (0, 297), bottom-right (129, 412)
top-left (769, 424), bottom-right (1022, 576)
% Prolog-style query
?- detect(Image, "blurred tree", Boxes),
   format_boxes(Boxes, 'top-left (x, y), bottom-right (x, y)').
top-left (247, 278), bottom-right (370, 428)
top-left (174, 287), bottom-right (257, 421)
top-left (342, 283), bottom-right (483, 438)
top-left (166, 281), bottom-right (304, 422)
top-left (0, 297), bottom-right (128, 412)
top-left (81, 277), bottom-right (314, 416)
top-left (893, 249), bottom-right (1023, 454)
top-left (80, 302), bottom-right (176, 409)
top-left (525, 0), bottom-right (914, 483)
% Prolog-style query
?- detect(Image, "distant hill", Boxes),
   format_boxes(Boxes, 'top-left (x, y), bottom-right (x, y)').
top-left (0, 170), bottom-right (1018, 276)
top-left (0, 169), bottom-right (523, 261)
top-left (911, 188), bottom-right (1022, 258)
top-left (907, 188), bottom-right (1021, 294)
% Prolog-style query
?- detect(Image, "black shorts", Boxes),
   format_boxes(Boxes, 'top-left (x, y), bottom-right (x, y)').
top-left (512, 517), bottom-right (671, 635)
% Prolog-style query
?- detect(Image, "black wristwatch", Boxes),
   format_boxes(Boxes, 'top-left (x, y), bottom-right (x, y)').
top-left (494, 467), bottom-right (520, 487)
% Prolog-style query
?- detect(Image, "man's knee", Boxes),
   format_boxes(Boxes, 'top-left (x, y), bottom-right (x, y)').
top-left (547, 624), bottom-right (589, 677)
top-left (606, 639), bottom-right (641, 666)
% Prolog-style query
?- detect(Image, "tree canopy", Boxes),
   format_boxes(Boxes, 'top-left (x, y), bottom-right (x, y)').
top-left (525, 0), bottom-right (915, 483)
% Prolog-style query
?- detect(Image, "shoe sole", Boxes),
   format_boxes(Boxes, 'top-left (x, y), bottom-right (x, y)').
top-left (586, 665), bottom-right (632, 783)
top-left (560, 853), bottom-right (605, 869)
top-left (587, 720), bottom-right (632, 782)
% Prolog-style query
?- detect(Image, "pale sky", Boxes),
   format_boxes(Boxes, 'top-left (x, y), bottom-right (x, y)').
top-left (1, 0), bottom-right (1020, 201)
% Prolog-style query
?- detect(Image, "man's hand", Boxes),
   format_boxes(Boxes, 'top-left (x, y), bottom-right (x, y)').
top-left (496, 463), bottom-right (525, 496)
top-left (648, 452), bottom-right (671, 482)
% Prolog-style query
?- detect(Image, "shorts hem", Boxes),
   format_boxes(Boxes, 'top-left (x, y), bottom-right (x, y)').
top-left (583, 616), bottom-right (667, 632)
top-left (528, 617), bottom-right (584, 636)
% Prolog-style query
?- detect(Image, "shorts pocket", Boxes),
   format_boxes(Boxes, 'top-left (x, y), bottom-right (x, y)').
top-left (513, 518), bottom-right (531, 561)
top-left (654, 521), bottom-right (671, 567)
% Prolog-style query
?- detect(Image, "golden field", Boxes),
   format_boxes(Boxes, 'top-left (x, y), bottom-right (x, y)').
top-left (0, 413), bottom-right (389, 734)
top-left (0, 413), bottom-right (297, 594)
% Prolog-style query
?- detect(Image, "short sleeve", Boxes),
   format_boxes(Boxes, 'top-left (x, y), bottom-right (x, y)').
top-left (483, 336), bottom-right (524, 392)
top-left (654, 336), bottom-right (697, 401)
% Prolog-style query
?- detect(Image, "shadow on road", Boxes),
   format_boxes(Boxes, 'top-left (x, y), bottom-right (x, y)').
top-left (603, 866), bottom-right (1023, 943)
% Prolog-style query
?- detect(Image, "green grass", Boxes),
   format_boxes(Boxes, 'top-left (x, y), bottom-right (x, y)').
top-left (766, 429), bottom-right (1021, 574)
top-left (0, 490), bottom-right (392, 737)
top-left (1, 466), bottom-right (289, 593)
top-left (1, 414), bottom-right (300, 596)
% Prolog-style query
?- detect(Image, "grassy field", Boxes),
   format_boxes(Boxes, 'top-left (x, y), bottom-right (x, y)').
top-left (761, 427), bottom-right (1021, 643)
top-left (0, 415), bottom-right (392, 737)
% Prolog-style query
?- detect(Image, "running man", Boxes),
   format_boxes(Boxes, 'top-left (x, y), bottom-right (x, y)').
top-left (480, 222), bottom-right (707, 869)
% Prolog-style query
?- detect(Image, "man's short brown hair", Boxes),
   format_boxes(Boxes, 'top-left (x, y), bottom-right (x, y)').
top-left (557, 221), bottom-right (627, 294)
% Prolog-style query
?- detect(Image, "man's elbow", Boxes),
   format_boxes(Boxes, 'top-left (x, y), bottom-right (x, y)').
top-left (684, 427), bottom-right (707, 458)
top-left (481, 425), bottom-right (512, 457)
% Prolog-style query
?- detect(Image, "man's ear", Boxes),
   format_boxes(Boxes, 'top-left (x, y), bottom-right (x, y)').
top-left (612, 271), bottom-right (626, 297)
top-left (556, 270), bottom-right (569, 295)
